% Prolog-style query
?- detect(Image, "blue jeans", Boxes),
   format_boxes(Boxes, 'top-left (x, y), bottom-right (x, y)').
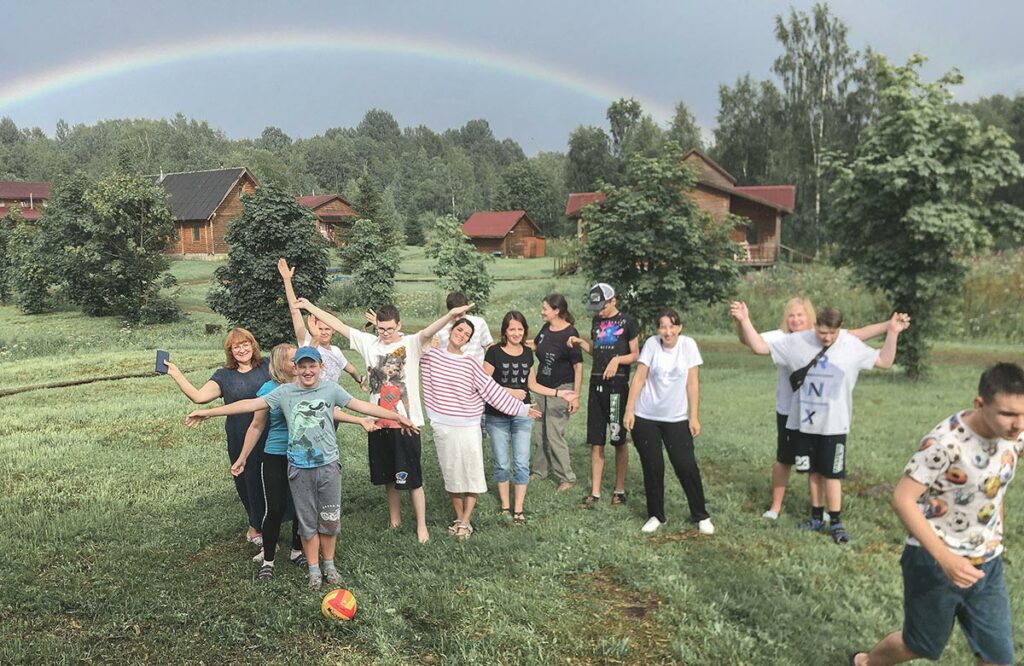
top-left (486, 414), bottom-right (532, 485)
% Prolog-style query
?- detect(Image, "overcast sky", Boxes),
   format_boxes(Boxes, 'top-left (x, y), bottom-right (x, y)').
top-left (2, 1), bottom-right (1022, 154)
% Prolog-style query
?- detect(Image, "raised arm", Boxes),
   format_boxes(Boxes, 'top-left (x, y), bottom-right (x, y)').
top-left (875, 312), bottom-right (910, 369)
top-left (622, 362), bottom-right (650, 431)
top-left (278, 258), bottom-right (311, 345)
top-left (729, 301), bottom-right (770, 355)
top-left (686, 366), bottom-right (701, 437)
top-left (848, 319), bottom-right (892, 342)
top-left (418, 303), bottom-right (474, 344)
top-left (165, 362), bottom-right (222, 404)
top-left (185, 397), bottom-right (269, 426)
top-left (295, 298), bottom-right (351, 339)
top-left (230, 409), bottom-right (268, 476)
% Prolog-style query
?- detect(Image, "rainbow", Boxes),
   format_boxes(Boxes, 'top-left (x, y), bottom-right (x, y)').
top-left (0, 29), bottom-right (675, 123)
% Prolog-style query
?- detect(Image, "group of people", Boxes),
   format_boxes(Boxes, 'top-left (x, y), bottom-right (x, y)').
top-left (166, 263), bottom-right (1024, 665)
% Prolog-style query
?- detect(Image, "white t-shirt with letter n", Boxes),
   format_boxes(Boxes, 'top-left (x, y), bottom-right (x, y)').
top-left (633, 334), bottom-right (703, 423)
top-left (767, 330), bottom-right (879, 436)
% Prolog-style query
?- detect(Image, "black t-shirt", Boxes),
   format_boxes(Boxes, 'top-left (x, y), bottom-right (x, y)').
top-left (210, 358), bottom-right (272, 456)
top-left (590, 311), bottom-right (639, 384)
top-left (483, 345), bottom-right (534, 416)
top-left (534, 324), bottom-right (583, 389)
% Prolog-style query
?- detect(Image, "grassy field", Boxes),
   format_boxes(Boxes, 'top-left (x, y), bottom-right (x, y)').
top-left (2, 254), bottom-right (1023, 664)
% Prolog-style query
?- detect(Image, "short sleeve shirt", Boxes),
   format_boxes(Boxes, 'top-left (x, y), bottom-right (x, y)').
top-left (534, 324), bottom-right (583, 389)
top-left (483, 345), bottom-right (534, 416)
top-left (348, 330), bottom-right (426, 427)
top-left (210, 358), bottom-right (272, 450)
top-left (302, 332), bottom-right (348, 383)
top-left (257, 380), bottom-right (289, 456)
top-left (437, 314), bottom-right (494, 365)
top-left (590, 312), bottom-right (639, 384)
top-left (767, 330), bottom-right (879, 435)
top-left (262, 382), bottom-right (352, 468)
top-left (634, 335), bottom-right (703, 422)
top-left (760, 329), bottom-right (795, 416)
top-left (903, 411), bottom-right (1024, 563)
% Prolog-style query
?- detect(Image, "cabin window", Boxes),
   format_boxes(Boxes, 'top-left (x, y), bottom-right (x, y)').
top-left (192, 225), bottom-right (201, 241)
top-left (745, 222), bottom-right (759, 245)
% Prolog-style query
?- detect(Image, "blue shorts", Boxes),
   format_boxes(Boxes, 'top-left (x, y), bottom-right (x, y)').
top-left (901, 545), bottom-right (1013, 664)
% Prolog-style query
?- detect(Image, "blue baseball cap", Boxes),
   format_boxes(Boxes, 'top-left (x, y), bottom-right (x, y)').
top-left (292, 346), bottom-right (322, 363)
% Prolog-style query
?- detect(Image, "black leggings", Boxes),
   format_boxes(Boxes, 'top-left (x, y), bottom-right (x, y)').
top-left (227, 438), bottom-right (266, 531)
top-left (631, 416), bottom-right (709, 523)
top-left (260, 454), bottom-right (302, 562)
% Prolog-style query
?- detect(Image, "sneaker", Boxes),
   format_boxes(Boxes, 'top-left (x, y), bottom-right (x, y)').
top-left (258, 562), bottom-right (274, 581)
top-left (698, 518), bottom-right (715, 535)
top-left (308, 573), bottom-right (322, 592)
top-left (829, 522), bottom-right (851, 545)
top-left (641, 517), bottom-right (663, 533)
top-left (611, 491), bottom-right (627, 505)
top-left (580, 494), bottom-right (600, 509)
top-left (324, 567), bottom-right (342, 585)
top-left (762, 510), bottom-right (779, 520)
top-left (289, 551), bottom-right (307, 567)
top-left (798, 518), bottom-right (827, 532)
top-left (252, 549), bottom-right (265, 564)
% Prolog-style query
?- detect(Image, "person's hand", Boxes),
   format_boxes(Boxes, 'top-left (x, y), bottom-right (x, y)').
top-left (729, 301), bottom-right (749, 322)
top-left (507, 388), bottom-right (527, 401)
top-left (165, 361), bottom-right (182, 378)
top-left (524, 339), bottom-right (536, 351)
top-left (566, 336), bottom-right (582, 348)
top-left (359, 416), bottom-right (379, 433)
top-left (398, 415), bottom-right (420, 435)
top-left (623, 409), bottom-right (635, 431)
top-left (559, 390), bottom-right (578, 403)
top-left (568, 396), bottom-right (580, 414)
top-left (889, 312), bottom-right (912, 334)
top-left (527, 407), bottom-right (543, 419)
top-left (364, 309), bottom-right (378, 327)
top-left (359, 376), bottom-right (369, 392)
top-left (277, 258), bottom-right (294, 280)
top-left (602, 357), bottom-right (620, 380)
top-left (938, 553), bottom-right (985, 589)
top-left (294, 297), bottom-right (312, 311)
top-left (448, 303), bottom-right (475, 319)
top-left (230, 458), bottom-right (246, 477)
top-left (185, 410), bottom-right (210, 427)
top-left (689, 417), bottom-right (701, 438)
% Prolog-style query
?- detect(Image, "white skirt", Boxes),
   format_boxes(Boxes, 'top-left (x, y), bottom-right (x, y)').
top-left (432, 422), bottom-right (487, 493)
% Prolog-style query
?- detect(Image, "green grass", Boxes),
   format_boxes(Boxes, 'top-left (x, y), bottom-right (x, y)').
top-left (3, 256), bottom-right (1024, 663)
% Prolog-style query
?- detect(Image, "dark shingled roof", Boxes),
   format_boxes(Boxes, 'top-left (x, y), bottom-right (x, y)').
top-left (150, 168), bottom-right (250, 222)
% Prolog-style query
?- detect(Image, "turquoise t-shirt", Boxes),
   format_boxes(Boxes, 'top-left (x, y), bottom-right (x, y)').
top-left (257, 380), bottom-right (290, 456)
top-left (262, 382), bottom-right (353, 468)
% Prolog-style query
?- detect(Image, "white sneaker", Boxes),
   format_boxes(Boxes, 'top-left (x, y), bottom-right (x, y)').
top-left (641, 517), bottom-right (663, 533)
top-left (698, 518), bottom-right (715, 535)
top-left (762, 510), bottom-right (779, 520)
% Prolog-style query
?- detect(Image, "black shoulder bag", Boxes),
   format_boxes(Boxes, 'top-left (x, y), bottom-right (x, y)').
top-left (788, 344), bottom-right (831, 392)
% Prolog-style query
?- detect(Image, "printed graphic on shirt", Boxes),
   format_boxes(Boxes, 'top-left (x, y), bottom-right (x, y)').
top-left (797, 352), bottom-right (844, 429)
top-left (287, 400), bottom-right (337, 466)
top-left (591, 314), bottom-right (638, 381)
top-left (367, 346), bottom-right (409, 428)
top-left (595, 320), bottom-right (625, 347)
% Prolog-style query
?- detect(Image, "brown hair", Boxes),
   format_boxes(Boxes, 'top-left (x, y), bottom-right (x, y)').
top-left (500, 310), bottom-right (529, 346)
top-left (816, 307), bottom-right (844, 329)
top-left (268, 343), bottom-right (296, 384)
top-left (544, 293), bottom-right (575, 326)
top-left (780, 297), bottom-right (816, 333)
top-left (222, 328), bottom-right (262, 369)
top-left (657, 308), bottom-right (682, 328)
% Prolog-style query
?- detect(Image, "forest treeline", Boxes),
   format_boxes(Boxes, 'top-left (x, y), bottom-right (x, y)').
top-left (1, 4), bottom-right (1023, 252)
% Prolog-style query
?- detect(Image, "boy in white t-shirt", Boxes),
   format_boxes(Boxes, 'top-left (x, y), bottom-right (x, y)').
top-left (735, 304), bottom-right (909, 544)
top-left (851, 363), bottom-right (1024, 666)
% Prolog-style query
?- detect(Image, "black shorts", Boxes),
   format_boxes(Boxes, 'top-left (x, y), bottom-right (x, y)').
top-left (794, 432), bottom-right (847, 479)
top-left (367, 428), bottom-right (423, 489)
top-left (587, 381), bottom-right (628, 446)
top-left (775, 412), bottom-right (800, 465)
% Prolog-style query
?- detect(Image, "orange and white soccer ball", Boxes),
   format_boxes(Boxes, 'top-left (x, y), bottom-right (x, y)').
top-left (321, 588), bottom-right (357, 621)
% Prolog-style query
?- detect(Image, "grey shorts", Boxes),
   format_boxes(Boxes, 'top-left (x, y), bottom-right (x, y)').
top-left (287, 461), bottom-right (341, 539)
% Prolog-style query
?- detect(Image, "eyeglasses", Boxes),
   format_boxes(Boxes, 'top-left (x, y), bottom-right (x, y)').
top-left (230, 341), bottom-right (253, 351)
top-left (377, 326), bottom-right (397, 334)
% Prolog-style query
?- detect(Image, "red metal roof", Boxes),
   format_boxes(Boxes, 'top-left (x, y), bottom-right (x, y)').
top-left (0, 181), bottom-right (50, 200)
top-left (564, 192), bottom-right (606, 218)
top-left (462, 210), bottom-right (536, 238)
top-left (734, 186), bottom-right (796, 212)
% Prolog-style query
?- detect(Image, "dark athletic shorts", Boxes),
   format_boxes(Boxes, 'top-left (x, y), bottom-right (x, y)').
top-left (368, 428), bottom-right (423, 489)
top-left (901, 545), bottom-right (1013, 664)
top-left (775, 412), bottom-right (800, 465)
top-left (587, 381), bottom-right (628, 447)
top-left (794, 432), bottom-right (847, 479)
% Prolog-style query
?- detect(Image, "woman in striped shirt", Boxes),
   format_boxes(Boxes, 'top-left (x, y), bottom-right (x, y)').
top-left (421, 317), bottom-right (541, 540)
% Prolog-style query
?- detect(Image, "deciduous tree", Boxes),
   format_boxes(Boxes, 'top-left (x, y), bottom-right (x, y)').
top-left (425, 214), bottom-right (493, 312)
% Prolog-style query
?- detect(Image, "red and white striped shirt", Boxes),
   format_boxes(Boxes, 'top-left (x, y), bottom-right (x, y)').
top-left (420, 348), bottom-right (530, 426)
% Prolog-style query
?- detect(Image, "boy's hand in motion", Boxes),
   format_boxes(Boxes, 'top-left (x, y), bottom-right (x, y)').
top-left (623, 409), bottom-right (635, 431)
top-left (398, 415), bottom-right (420, 435)
top-left (729, 301), bottom-right (750, 322)
top-left (939, 552), bottom-right (985, 589)
top-left (185, 410), bottom-right (210, 427)
top-left (889, 312), bottom-right (912, 334)
top-left (230, 459), bottom-right (246, 477)
top-left (602, 357), bottom-right (620, 380)
top-left (689, 417), bottom-right (701, 438)
top-left (359, 416), bottom-right (379, 433)
top-left (364, 309), bottom-right (377, 327)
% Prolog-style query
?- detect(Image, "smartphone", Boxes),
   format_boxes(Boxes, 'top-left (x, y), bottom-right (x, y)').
top-left (155, 350), bottom-right (170, 374)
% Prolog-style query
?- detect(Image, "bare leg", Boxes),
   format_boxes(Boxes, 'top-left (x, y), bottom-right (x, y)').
top-left (590, 446), bottom-right (605, 496)
top-left (450, 492), bottom-right (465, 522)
top-left (513, 483), bottom-right (527, 514)
top-left (768, 462), bottom-right (792, 514)
top-left (410, 486), bottom-right (428, 543)
top-left (824, 478), bottom-right (842, 514)
top-left (497, 481), bottom-right (511, 510)
top-left (319, 534), bottom-right (337, 561)
top-left (385, 483), bottom-right (401, 528)
top-left (462, 493), bottom-right (478, 525)
top-left (613, 445), bottom-right (628, 494)
top-left (853, 630), bottom-right (921, 665)
top-left (808, 472), bottom-right (824, 508)
top-left (302, 534), bottom-right (320, 568)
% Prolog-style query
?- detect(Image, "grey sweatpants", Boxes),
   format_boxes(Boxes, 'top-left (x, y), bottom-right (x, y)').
top-left (288, 461), bottom-right (341, 539)
top-left (531, 384), bottom-right (576, 483)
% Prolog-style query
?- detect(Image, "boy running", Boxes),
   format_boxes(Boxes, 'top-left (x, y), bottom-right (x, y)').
top-left (851, 363), bottom-right (1024, 666)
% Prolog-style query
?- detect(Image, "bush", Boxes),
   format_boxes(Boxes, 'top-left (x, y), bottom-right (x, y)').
top-left (339, 218), bottom-right (398, 310)
top-left (425, 214), bottom-right (494, 312)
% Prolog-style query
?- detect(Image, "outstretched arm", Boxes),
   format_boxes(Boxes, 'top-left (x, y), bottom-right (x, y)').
top-left (849, 315), bottom-right (907, 342)
top-left (875, 312), bottom-right (910, 369)
top-left (165, 362), bottom-right (222, 404)
top-left (185, 397), bottom-right (269, 426)
top-left (333, 407), bottom-right (379, 433)
top-left (729, 301), bottom-right (770, 355)
top-left (230, 409), bottom-right (268, 476)
top-left (622, 363), bottom-right (649, 431)
top-left (295, 298), bottom-right (351, 339)
top-left (527, 368), bottom-right (577, 401)
top-left (344, 397), bottom-right (419, 433)
top-left (418, 303), bottom-right (474, 344)
top-left (278, 258), bottom-right (311, 345)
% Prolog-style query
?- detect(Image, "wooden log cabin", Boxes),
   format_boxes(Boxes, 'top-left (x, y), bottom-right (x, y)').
top-left (296, 194), bottom-right (358, 245)
top-left (151, 167), bottom-right (258, 256)
top-left (461, 210), bottom-right (546, 258)
top-left (566, 150), bottom-right (796, 266)
top-left (0, 181), bottom-right (50, 222)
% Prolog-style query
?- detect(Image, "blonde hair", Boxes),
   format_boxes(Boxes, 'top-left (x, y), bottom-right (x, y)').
top-left (268, 343), bottom-right (297, 384)
top-left (780, 297), bottom-right (816, 333)
top-left (222, 328), bottom-right (262, 369)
